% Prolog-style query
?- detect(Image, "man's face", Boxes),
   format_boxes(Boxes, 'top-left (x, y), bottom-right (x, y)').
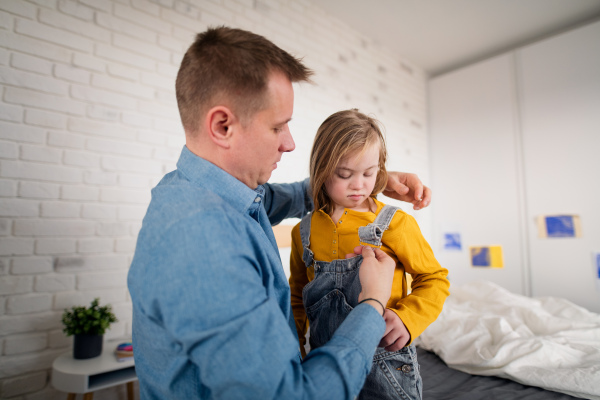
top-left (230, 71), bottom-right (295, 188)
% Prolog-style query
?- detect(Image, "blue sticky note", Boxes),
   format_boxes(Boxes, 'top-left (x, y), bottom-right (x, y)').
top-left (596, 253), bottom-right (600, 279)
top-left (444, 233), bottom-right (462, 250)
top-left (546, 215), bottom-right (575, 237)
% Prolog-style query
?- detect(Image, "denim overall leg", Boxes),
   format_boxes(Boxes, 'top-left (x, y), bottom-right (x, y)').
top-left (299, 212), bottom-right (363, 350)
top-left (300, 206), bottom-right (422, 400)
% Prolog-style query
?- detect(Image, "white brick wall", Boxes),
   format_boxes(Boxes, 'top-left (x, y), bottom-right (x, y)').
top-left (0, 0), bottom-right (429, 398)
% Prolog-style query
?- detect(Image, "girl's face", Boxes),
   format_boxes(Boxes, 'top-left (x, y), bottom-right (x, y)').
top-left (325, 142), bottom-right (380, 213)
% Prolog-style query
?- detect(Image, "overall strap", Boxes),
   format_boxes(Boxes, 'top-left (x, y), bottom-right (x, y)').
top-left (358, 205), bottom-right (399, 247)
top-left (299, 213), bottom-right (314, 268)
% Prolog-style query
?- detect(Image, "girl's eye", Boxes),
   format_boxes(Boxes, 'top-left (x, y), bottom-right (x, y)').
top-left (364, 173), bottom-right (374, 177)
top-left (337, 173), bottom-right (351, 179)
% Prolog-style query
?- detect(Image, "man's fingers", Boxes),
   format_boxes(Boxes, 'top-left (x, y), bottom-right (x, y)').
top-left (413, 183), bottom-right (424, 203)
top-left (349, 245), bottom-right (381, 259)
top-left (389, 178), bottom-right (409, 195)
top-left (372, 247), bottom-right (391, 262)
top-left (349, 245), bottom-right (365, 256)
top-left (413, 185), bottom-right (432, 210)
top-left (361, 245), bottom-right (375, 259)
top-left (421, 185), bottom-right (432, 205)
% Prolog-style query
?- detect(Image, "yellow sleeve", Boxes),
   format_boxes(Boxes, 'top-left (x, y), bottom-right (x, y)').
top-left (384, 213), bottom-right (450, 343)
top-left (289, 222), bottom-right (310, 358)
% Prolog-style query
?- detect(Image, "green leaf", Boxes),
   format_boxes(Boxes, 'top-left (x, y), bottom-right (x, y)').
top-left (61, 298), bottom-right (117, 336)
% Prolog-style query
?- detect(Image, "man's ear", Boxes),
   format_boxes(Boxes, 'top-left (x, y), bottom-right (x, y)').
top-left (206, 106), bottom-right (236, 149)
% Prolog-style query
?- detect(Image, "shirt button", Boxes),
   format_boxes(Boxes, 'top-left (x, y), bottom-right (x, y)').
top-left (338, 220), bottom-right (342, 224)
top-left (344, 211), bottom-right (347, 214)
top-left (333, 240), bottom-right (336, 244)
top-left (254, 197), bottom-right (261, 203)
top-left (332, 250), bottom-right (336, 254)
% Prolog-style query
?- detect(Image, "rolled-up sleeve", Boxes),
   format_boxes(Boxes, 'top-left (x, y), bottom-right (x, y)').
top-left (263, 179), bottom-right (313, 225)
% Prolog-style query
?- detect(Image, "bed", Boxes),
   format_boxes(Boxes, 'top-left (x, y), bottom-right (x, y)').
top-left (415, 281), bottom-right (600, 400)
top-left (417, 347), bottom-right (582, 399)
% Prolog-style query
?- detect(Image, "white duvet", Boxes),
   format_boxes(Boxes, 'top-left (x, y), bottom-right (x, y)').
top-left (415, 281), bottom-right (600, 400)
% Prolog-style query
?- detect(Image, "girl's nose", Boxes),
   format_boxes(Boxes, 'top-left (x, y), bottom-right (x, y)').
top-left (349, 176), bottom-right (363, 189)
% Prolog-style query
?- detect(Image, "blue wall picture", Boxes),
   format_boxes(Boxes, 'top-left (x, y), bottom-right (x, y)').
top-left (537, 214), bottom-right (581, 238)
top-left (470, 246), bottom-right (504, 268)
top-left (595, 252), bottom-right (600, 292)
top-left (444, 233), bottom-right (462, 250)
top-left (471, 247), bottom-right (490, 267)
top-left (546, 215), bottom-right (576, 237)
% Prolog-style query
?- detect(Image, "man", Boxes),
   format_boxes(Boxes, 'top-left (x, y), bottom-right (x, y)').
top-left (128, 26), bottom-right (431, 399)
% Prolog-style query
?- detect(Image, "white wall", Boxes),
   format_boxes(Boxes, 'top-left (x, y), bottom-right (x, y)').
top-left (429, 53), bottom-right (527, 295)
top-left (429, 19), bottom-right (600, 313)
top-left (517, 20), bottom-right (600, 309)
top-left (0, 1), bottom-right (429, 398)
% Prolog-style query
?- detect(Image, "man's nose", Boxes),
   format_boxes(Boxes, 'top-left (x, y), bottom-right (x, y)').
top-left (280, 125), bottom-right (295, 152)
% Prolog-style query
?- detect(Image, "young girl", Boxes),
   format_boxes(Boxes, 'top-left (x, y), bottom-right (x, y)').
top-left (289, 109), bottom-right (450, 400)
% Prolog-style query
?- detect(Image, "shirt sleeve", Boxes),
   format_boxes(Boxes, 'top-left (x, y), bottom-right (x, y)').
top-left (263, 179), bottom-right (313, 226)
top-left (384, 213), bottom-right (450, 342)
top-left (132, 210), bottom-right (384, 400)
top-left (289, 223), bottom-right (310, 357)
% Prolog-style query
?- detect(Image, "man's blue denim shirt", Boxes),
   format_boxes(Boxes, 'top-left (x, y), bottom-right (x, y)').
top-left (128, 146), bottom-right (385, 399)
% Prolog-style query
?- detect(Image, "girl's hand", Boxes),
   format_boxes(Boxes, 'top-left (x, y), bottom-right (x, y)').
top-left (379, 309), bottom-right (411, 351)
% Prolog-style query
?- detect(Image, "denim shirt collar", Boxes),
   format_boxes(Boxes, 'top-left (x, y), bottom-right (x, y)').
top-left (176, 146), bottom-right (264, 215)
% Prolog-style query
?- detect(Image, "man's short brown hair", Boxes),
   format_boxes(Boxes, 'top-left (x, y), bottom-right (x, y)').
top-left (176, 26), bottom-right (313, 133)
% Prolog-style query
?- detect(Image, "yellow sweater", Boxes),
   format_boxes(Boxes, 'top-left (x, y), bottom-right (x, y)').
top-left (289, 198), bottom-right (450, 354)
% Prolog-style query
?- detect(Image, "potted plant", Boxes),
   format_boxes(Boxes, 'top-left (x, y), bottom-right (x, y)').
top-left (62, 298), bottom-right (118, 359)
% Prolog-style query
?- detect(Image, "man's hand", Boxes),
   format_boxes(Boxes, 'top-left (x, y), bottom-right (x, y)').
top-left (379, 309), bottom-right (411, 351)
top-left (350, 246), bottom-right (396, 314)
top-left (383, 172), bottom-right (431, 210)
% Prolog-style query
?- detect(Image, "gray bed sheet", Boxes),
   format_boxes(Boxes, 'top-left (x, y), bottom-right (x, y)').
top-left (416, 347), bottom-right (583, 400)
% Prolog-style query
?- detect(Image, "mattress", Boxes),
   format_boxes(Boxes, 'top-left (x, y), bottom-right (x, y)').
top-left (417, 347), bottom-right (582, 400)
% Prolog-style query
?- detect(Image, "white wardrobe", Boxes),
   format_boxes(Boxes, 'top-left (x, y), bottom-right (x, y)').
top-left (429, 19), bottom-right (600, 313)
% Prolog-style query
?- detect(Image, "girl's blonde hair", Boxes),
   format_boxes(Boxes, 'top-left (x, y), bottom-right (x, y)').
top-left (309, 109), bottom-right (388, 214)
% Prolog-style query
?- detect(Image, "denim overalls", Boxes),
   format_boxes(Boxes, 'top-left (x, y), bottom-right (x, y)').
top-left (300, 205), bottom-right (423, 400)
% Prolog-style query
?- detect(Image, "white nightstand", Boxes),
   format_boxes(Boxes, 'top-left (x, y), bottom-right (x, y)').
top-left (52, 339), bottom-right (137, 400)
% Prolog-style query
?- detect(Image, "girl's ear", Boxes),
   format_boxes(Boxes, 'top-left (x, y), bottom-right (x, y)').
top-left (206, 106), bottom-right (236, 149)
